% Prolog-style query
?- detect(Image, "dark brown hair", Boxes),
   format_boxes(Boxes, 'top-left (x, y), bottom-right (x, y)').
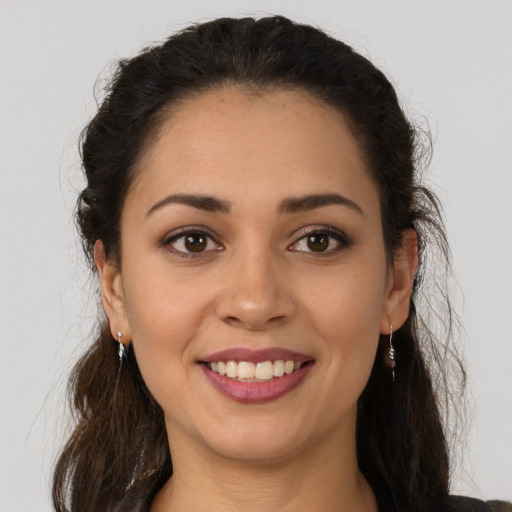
top-left (53, 16), bottom-right (465, 512)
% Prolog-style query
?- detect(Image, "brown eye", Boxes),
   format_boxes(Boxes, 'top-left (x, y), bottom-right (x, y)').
top-left (165, 230), bottom-right (221, 256)
top-left (184, 233), bottom-right (207, 252)
top-left (288, 228), bottom-right (347, 255)
top-left (307, 233), bottom-right (329, 252)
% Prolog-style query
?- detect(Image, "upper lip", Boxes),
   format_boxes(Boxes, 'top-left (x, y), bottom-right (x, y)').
top-left (200, 347), bottom-right (313, 364)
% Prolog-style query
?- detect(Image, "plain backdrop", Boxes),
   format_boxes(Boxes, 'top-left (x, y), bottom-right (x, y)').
top-left (0, 1), bottom-right (511, 510)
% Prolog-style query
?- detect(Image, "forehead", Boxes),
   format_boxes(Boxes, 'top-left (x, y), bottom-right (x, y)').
top-left (128, 87), bottom-right (379, 216)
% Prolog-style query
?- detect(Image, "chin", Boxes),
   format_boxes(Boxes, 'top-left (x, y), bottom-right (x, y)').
top-left (199, 417), bottom-right (308, 464)
top-left (211, 437), bottom-right (302, 464)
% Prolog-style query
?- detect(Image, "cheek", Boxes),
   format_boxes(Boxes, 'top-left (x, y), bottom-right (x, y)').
top-left (304, 258), bottom-right (387, 381)
top-left (121, 256), bottom-right (213, 398)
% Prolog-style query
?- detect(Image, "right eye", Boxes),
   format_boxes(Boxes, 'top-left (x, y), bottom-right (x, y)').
top-left (288, 226), bottom-right (349, 256)
top-left (163, 230), bottom-right (222, 256)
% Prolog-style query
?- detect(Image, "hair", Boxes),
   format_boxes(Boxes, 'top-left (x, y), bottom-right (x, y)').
top-left (53, 16), bottom-right (466, 512)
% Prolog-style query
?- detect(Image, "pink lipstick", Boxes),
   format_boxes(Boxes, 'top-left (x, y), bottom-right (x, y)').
top-left (199, 348), bottom-right (314, 404)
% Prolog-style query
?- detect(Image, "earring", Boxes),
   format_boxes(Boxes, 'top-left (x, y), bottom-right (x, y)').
top-left (387, 325), bottom-right (396, 382)
top-left (117, 331), bottom-right (125, 364)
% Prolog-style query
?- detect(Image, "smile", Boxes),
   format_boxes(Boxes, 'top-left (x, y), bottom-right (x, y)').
top-left (206, 360), bottom-right (304, 382)
top-left (199, 348), bottom-right (315, 403)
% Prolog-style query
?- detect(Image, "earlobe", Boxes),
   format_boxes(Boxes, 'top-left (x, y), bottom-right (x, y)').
top-left (94, 240), bottom-right (131, 343)
top-left (381, 229), bottom-right (419, 333)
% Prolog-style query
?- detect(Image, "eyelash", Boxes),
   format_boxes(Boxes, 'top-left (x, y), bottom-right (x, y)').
top-left (161, 226), bottom-right (349, 258)
top-left (161, 227), bottom-right (222, 259)
top-left (288, 226), bottom-right (349, 256)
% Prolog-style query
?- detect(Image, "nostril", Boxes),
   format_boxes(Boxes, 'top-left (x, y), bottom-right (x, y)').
top-left (215, 280), bottom-right (296, 330)
top-left (222, 314), bottom-right (289, 331)
top-left (224, 316), bottom-right (244, 328)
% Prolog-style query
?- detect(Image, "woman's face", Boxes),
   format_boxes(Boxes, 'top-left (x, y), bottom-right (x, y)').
top-left (100, 88), bottom-right (415, 463)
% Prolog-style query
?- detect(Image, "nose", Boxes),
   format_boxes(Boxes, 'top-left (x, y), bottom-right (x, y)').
top-left (215, 248), bottom-right (296, 331)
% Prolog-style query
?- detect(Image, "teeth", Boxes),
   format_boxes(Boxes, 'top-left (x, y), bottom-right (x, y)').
top-left (284, 360), bottom-right (295, 375)
top-left (238, 361), bottom-right (255, 379)
top-left (255, 361), bottom-right (274, 380)
top-left (273, 360), bottom-right (285, 377)
top-left (208, 359), bottom-right (304, 381)
top-left (226, 360), bottom-right (238, 378)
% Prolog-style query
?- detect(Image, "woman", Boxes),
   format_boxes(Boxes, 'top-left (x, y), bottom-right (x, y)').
top-left (52, 16), bottom-right (511, 512)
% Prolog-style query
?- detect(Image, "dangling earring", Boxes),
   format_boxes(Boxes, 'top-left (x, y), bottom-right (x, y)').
top-left (387, 324), bottom-right (396, 382)
top-left (117, 331), bottom-right (125, 365)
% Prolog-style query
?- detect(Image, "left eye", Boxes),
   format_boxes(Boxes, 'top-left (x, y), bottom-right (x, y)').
top-left (289, 231), bottom-right (344, 253)
top-left (165, 232), bottom-right (221, 254)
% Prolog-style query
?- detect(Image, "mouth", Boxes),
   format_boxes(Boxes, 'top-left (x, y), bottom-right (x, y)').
top-left (204, 359), bottom-right (309, 382)
top-left (198, 348), bottom-right (315, 403)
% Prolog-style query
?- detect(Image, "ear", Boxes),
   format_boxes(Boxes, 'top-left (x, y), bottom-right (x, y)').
top-left (94, 240), bottom-right (131, 344)
top-left (380, 229), bottom-right (419, 334)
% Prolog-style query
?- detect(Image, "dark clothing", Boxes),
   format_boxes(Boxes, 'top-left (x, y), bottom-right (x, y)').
top-left (442, 496), bottom-right (512, 512)
top-left (377, 495), bottom-right (512, 512)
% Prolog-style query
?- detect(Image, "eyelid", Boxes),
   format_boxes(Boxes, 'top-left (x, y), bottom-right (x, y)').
top-left (288, 225), bottom-right (349, 253)
top-left (161, 226), bottom-right (223, 256)
top-left (160, 224), bottom-right (348, 256)
top-left (292, 225), bottom-right (348, 242)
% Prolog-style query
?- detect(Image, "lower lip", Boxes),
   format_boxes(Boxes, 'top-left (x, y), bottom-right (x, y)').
top-left (200, 362), bottom-right (314, 404)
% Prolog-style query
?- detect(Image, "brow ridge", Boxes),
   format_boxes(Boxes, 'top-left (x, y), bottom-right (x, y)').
top-left (146, 193), bottom-right (231, 216)
top-left (146, 192), bottom-right (362, 217)
top-left (278, 193), bottom-right (363, 215)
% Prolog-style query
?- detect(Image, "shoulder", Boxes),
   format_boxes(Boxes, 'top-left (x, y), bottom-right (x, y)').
top-left (442, 495), bottom-right (512, 512)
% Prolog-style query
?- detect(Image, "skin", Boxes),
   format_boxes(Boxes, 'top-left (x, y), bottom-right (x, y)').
top-left (96, 88), bottom-right (418, 511)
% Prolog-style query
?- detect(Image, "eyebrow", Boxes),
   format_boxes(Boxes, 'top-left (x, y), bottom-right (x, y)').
top-left (146, 193), bottom-right (231, 217)
top-left (278, 193), bottom-right (363, 215)
top-left (146, 192), bottom-right (363, 217)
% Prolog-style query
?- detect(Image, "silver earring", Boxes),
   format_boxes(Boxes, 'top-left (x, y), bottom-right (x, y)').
top-left (387, 325), bottom-right (396, 382)
top-left (117, 331), bottom-right (125, 364)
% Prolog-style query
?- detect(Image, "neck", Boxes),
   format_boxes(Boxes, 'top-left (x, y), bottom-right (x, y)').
top-left (151, 416), bottom-right (377, 512)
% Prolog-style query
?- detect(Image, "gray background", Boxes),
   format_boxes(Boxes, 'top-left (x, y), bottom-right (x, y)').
top-left (1, 1), bottom-right (511, 510)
